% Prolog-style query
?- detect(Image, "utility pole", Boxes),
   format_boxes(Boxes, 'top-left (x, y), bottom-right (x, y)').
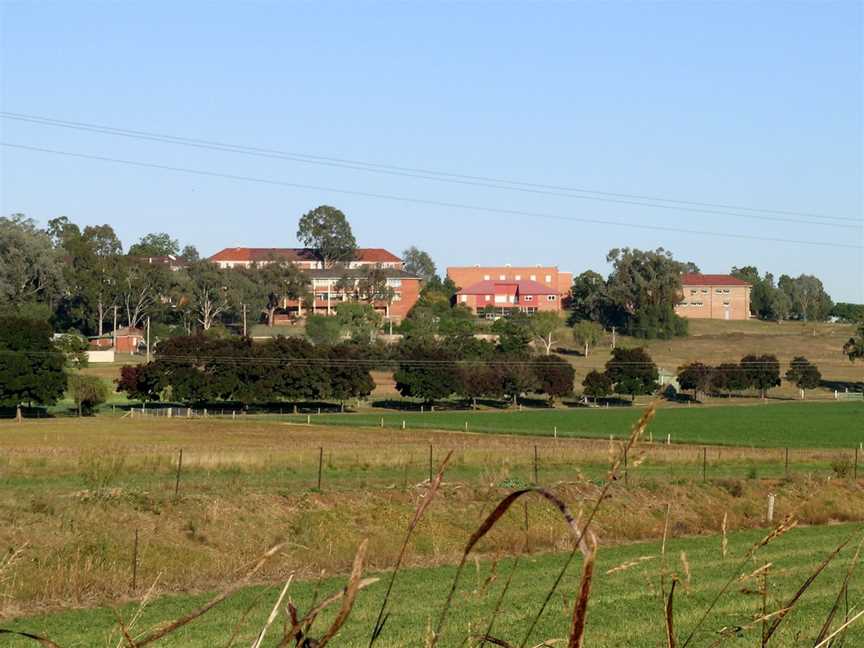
top-left (242, 303), bottom-right (247, 337)
top-left (146, 316), bottom-right (151, 362)
top-left (113, 306), bottom-right (118, 348)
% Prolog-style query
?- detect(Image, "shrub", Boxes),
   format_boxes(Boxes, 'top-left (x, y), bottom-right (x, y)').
top-left (68, 374), bottom-right (109, 416)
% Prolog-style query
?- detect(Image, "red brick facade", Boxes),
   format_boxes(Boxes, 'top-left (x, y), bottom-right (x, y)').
top-left (456, 279), bottom-right (561, 317)
top-left (447, 266), bottom-right (572, 301)
top-left (675, 274), bottom-right (751, 321)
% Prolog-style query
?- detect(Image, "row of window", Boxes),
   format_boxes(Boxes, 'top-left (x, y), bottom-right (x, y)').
top-left (689, 288), bottom-right (732, 295)
top-left (679, 300), bottom-right (732, 308)
top-left (461, 294), bottom-right (557, 304)
top-left (482, 273), bottom-right (554, 283)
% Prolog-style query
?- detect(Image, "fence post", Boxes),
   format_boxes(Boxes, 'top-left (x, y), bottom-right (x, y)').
top-left (785, 448), bottom-right (789, 478)
top-left (428, 444), bottom-right (433, 483)
top-left (306, 414), bottom-right (311, 425)
top-left (767, 493), bottom-right (775, 523)
top-left (174, 449), bottom-right (183, 500)
top-left (317, 447), bottom-right (323, 490)
top-left (702, 447), bottom-right (707, 483)
top-left (855, 447), bottom-right (859, 481)
top-left (533, 445), bottom-right (539, 484)
top-left (380, 417), bottom-right (384, 428)
top-left (623, 445), bottom-right (628, 486)
top-left (131, 528), bottom-right (139, 592)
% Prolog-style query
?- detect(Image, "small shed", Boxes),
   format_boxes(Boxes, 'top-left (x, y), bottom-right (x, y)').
top-left (111, 327), bottom-right (145, 354)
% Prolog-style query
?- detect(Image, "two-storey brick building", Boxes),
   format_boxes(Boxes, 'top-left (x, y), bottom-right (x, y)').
top-left (675, 273), bottom-right (751, 321)
top-left (208, 247), bottom-right (420, 322)
top-left (447, 266), bottom-right (572, 302)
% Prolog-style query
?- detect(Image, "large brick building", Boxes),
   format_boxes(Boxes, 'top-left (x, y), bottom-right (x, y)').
top-left (209, 247), bottom-right (420, 322)
top-left (455, 279), bottom-right (561, 317)
top-left (209, 247), bottom-right (403, 270)
top-left (447, 266), bottom-right (572, 299)
top-left (675, 273), bottom-right (751, 321)
top-left (275, 267), bottom-right (421, 322)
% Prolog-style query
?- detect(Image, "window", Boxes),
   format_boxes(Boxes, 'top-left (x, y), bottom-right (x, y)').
top-left (723, 300), bottom-right (731, 306)
top-left (483, 274), bottom-right (490, 280)
top-left (514, 274), bottom-right (521, 280)
top-left (715, 289), bottom-right (723, 294)
top-left (495, 295), bottom-right (507, 303)
top-left (701, 289), bottom-right (708, 294)
top-left (679, 302), bottom-right (688, 307)
top-left (460, 295), bottom-right (468, 303)
top-left (723, 289), bottom-right (730, 294)
top-left (485, 295), bottom-right (491, 302)
top-left (393, 293), bottom-right (402, 301)
top-left (547, 295), bottom-right (557, 302)
top-left (530, 274), bottom-right (536, 281)
top-left (523, 295), bottom-right (533, 302)
top-left (545, 274), bottom-right (552, 283)
top-left (499, 274), bottom-right (506, 280)
top-left (690, 289), bottom-right (697, 295)
top-left (386, 279), bottom-right (402, 287)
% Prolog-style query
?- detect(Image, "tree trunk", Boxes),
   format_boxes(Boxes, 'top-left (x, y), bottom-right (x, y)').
top-left (584, 342), bottom-right (589, 357)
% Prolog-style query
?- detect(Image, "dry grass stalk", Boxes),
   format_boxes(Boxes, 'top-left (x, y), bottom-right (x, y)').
top-left (665, 578), bottom-right (678, 648)
top-left (250, 575), bottom-right (293, 648)
top-left (316, 539), bottom-right (369, 647)
top-left (604, 555), bottom-right (655, 576)
top-left (430, 485), bottom-right (598, 648)
top-left (813, 607), bottom-right (864, 648)
top-left (131, 542), bottom-right (285, 647)
top-left (369, 450), bottom-right (453, 647)
top-left (721, 513), bottom-right (728, 560)
top-left (679, 516), bottom-right (798, 648)
top-left (0, 628), bottom-right (62, 648)
top-left (567, 534), bottom-right (597, 648)
top-left (761, 536), bottom-right (850, 644)
top-left (478, 554), bottom-right (522, 648)
top-left (813, 533), bottom-right (863, 645)
top-left (679, 552), bottom-right (691, 592)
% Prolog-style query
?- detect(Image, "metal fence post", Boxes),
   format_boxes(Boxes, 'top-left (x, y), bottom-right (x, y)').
top-left (174, 449), bottom-right (183, 500)
top-left (317, 447), bottom-right (323, 490)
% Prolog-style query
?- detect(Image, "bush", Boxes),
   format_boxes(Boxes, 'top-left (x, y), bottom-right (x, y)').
top-left (68, 374), bottom-right (109, 416)
top-left (831, 456), bottom-right (852, 479)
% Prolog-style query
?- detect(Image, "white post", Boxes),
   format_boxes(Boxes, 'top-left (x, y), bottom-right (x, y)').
top-left (666, 434), bottom-right (671, 445)
top-left (307, 414), bottom-right (311, 424)
top-left (16, 405), bottom-right (22, 423)
top-left (380, 417), bottom-right (384, 428)
top-left (767, 493), bottom-right (775, 523)
top-left (146, 316), bottom-right (151, 362)
top-left (554, 426), bottom-right (557, 440)
top-left (402, 420), bottom-right (406, 430)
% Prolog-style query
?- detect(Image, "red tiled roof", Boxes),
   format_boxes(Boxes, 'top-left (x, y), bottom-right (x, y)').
top-left (209, 247), bottom-right (401, 263)
top-left (458, 279), bottom-right (558, 295)
top-left (681, 273), bottom-right (751, 287)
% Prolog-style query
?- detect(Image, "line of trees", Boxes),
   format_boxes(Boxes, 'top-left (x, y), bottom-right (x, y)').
top-left (730, 266), bottom-right (834, 322)
top-left (677, 355), bottom-right (823, 400)
top-left (581, 347), bottom-right (660, 402)
top-left (116, 335), bottom-right (375, 407)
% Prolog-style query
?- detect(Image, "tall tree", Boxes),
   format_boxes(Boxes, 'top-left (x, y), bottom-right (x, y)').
top-left (118, 258), bottom-right (171, 329)
top-left (604, 248), bottom-right (689, 339)
top-left (402, 246), bottom-right (436, 280)
top-left (250, 261), bottom-right (308, 327)
top-left (0, 215), bottom-right (65, 312)
top-left (181, 245), bottom-right (200, 262)
top-left (740, 354), bottom-right (781, 399)
top-left (394, 341), bottom-right (461, 404)
top-left (582, 370), bottom-right (612, 402)
top-left (528, 311), bottom-right (562, 356)
top-left (296, 205), bottom-right (357, 267)
top-left (185, 262), bottom-right (232, 331)
top-left (568, 270), bottom-right (610, 323)
top-left (128, 232), bottom-right (180, 257)
top-left (604, 347), bottom-right (659, 401)
top-left (0, 317), bottom-right (66, 408)
top-left (677, 362), bottom-right (713, 400)
top-left (306, 313), bottom-right (343, 346)
top-left (533, 355), bottom-right (575, 404)
top-left (572, 320), bottom-right (603, 357)
top-left (785, 356), bottom-right (821, 400)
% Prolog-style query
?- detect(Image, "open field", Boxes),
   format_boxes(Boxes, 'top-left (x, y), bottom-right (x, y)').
top-left (4, 522), bottom-right (862, 646)
top-left (4, 416), bottom-right (864, 618)
top-left (281, 401), bottom-right (864, 448)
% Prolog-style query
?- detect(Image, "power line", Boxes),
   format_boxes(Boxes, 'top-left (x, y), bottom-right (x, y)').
top-left (2, 141), bottom-right (861, 252)
top-left (1, 111), bottom-right (860, 228)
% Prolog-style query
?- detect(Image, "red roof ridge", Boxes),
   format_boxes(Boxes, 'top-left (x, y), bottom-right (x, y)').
top-left (681, 273), bottom-right (751, 287)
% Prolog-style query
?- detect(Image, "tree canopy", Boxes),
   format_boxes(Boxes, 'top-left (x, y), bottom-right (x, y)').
top-left (0, 317), bottom-right (66, 407)
top-left (402, 246), bottom-right (436, 281)
top-left (128, 232), bottom-right (180, 257)
top-left (296, 205), bottom-right (357, 267)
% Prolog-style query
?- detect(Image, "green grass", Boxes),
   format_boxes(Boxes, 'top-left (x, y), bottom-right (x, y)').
top-left (5, 523), bottom-right (862, 647)
top-left (280, 401), bottom-right (864, 448)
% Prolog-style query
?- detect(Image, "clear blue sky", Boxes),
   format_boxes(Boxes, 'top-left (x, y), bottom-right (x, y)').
top-left (1, 2), bottom-right (861, 301)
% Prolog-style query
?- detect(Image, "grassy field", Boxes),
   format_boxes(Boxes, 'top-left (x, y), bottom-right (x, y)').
top-left (284, 400), bottom-right (864, 448)
top-left (4, 522), bottom-right (862, 647)
top-left (4, 416), bottom-right (864, 617)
